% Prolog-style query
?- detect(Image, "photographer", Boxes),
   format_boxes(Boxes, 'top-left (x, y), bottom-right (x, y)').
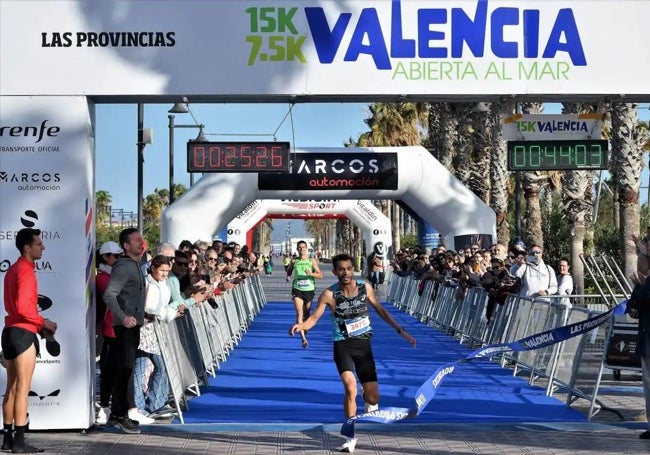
top-left (510, 244), bottom-right (557, 299)
top-left (481, 258), bottom-right (520, 321)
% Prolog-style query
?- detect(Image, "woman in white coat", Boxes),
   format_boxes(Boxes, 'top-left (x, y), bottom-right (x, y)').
top-left (130, 255), bottom-right (178, 423)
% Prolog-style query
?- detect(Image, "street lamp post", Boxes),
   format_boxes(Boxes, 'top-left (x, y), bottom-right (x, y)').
top-left (168, 114), bottom-right (206, 204)
top-left (136, 103), bottom-right (152, 232)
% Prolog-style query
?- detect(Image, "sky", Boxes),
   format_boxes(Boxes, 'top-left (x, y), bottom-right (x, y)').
top-left (95, 102), bottom-right (371, 241)
top-left (96, 102), bottom-right (650, 243)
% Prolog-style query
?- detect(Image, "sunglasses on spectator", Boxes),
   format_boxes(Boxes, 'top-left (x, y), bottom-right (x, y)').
top-left (175, 261), bottom-right (189, 267)
top-left (190, 260), bottom-right (198, 264)
top-left (207, 257), bottom-right (218, 261)
top-left (529, 251), bottom-right (541, 255)
top-left (164, 255), bottom-right (176, 262)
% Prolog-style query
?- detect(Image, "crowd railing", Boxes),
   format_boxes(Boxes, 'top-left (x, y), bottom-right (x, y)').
top-left (385, 273), bottom-right (625, 420)
top-left (153, 274), bottom-right (267, 423)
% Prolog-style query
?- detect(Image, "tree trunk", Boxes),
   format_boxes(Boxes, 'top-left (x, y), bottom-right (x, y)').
top-left (523, 186), bottom-right (544, 248)
top-left (489, 99), bottom-right (514, 246)
top-left (621, 200), bottom-right (640, 280)
top-left (570, 222), bottom-right (585, 295)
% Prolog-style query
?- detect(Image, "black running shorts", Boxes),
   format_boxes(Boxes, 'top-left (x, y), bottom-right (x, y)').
top-left (1, 327), bottom-right (40, 360)
top-left (291, 288), bottom-right (315, 304)
top-left (333, 338), bottom-right (378, 383)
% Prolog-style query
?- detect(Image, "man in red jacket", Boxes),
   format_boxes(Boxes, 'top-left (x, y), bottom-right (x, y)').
top-left (2, 228), bottom-right (58, 453)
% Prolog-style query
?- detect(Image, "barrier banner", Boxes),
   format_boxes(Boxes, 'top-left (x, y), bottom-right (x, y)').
top-left (341, 302), bottom-right (626, 437)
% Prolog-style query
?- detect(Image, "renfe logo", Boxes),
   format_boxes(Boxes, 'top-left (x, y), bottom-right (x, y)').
top-left (305, 0), bottom-right (586, 70)
top-left (0, 120), bottom-right (60, 143)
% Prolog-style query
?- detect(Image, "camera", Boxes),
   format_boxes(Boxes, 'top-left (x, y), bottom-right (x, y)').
top-left (206, 298), bottom-right (219, 309)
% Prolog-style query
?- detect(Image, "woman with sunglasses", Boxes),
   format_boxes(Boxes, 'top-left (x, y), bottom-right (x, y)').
top-left (168, 251), bottom-right (206, 315)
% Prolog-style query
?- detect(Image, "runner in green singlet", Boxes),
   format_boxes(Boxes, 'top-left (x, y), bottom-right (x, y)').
top-left (286, 240), bottom-right (322, 348)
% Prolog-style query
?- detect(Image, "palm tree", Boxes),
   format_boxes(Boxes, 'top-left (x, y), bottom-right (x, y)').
top-left (143, 192), bottom-right (164, 225)
top-left (427, 103), bottom-right (458, 171)
top-left (610, 103), bottom-right (643, 279)
top-left (95, 190), bottom-right (112, 225)
top-left (519, 102), bottom-right (546, 248)
top-left (464, 104), bottom-right (492, 204)
top-left (489, 99), bottom-right (515, 245)
top-left (560, 102), bottom-right (601, 295)
top-left (358, 102), bottom-right (427, 252)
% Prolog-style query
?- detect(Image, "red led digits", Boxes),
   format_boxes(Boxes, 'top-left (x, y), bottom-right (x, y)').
top-left (187, 142), bottom-right (290, 173)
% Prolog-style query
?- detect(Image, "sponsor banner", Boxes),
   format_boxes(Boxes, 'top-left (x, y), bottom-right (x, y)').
top-left (0, 96), bottom-right (94, 430)
top-left (341, 302), bottom-right (625, 438)
top-left (418, 220), bottom-right (440, 250)
top-left (280, 200), bottom-right (342, 211)
top-left (501, 114), bottom-right (603, 141)
top-left (258, 153), bottom-right (398, 191)
top-left (3, 1), bottom-right (650, 97)
top-left (233, 200), bottom-right (264, 225)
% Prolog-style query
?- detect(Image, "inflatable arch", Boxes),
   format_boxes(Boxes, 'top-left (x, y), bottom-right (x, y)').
top-left (161, 146), bottom-right (496, 249)
top-left (227, 199), bottom-right (392, 258)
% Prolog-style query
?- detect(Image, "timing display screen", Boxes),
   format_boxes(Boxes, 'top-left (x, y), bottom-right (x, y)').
top-left (507, 139), bottom-right (608, 171)
top-left (187, 141), bottom-right (290, 173)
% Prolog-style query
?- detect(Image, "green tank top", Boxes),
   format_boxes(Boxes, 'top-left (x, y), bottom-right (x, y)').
top-left (292, 258), bottom-right (315, 291)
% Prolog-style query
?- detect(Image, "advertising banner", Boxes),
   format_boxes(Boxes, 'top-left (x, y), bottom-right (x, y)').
top-left (501, 114), bottom-right (604, 141)
top-left (2, 1), bottom-right (650, 98)
top-left (418, 220), bottom-right (440, 250)
top-left (258, 152), bottom-right (398, 191)
top-left (0, 96), bottom-right (94, 430)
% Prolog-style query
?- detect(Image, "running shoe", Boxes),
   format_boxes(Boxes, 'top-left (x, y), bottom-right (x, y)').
top-left (338, 437), bottom-right (357, 453)
top-left (364, 402), bottom-right (378, 413)
top-left (96, 407), bottom-right (110, 425)
top-left (115, 417), bottom-right (141, 434)
top-left (128, 409), bottom-right (154, 425)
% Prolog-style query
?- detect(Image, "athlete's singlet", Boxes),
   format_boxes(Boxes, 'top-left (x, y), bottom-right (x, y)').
top-left (330, 280), bottom-right (373, 342)
top-left (292, 258), bottom-right (315, 291)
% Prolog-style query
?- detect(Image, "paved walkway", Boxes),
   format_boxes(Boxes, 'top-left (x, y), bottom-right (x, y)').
top-left (23, 268), bottom-right (650, 454)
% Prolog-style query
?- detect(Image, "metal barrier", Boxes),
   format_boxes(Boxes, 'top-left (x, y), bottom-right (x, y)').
top-left (387, 274), bottom-right (628, 420)
top-left (152, 274), bottom-right (267, 423)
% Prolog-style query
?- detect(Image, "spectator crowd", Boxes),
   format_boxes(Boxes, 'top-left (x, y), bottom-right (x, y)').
top-left (386, 241), bottom-right (574, 321)
top-left (95, 230), bottom-right (270, 433)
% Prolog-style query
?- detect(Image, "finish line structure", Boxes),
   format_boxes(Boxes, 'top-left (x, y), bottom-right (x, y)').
top-left (2, 0), bottom-right (650, 430)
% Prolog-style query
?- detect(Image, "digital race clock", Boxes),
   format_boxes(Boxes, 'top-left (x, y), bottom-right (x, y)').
top-left (187, 141), bottom-right (291, 173)
top-left (507, 140), bottom-right (608, 171)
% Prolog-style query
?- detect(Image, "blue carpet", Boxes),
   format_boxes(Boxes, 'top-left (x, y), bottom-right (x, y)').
top-left (179, 301), bottom-right (586, 425)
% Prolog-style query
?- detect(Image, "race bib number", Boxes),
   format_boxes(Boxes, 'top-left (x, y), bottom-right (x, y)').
top-left (297, 279), bottom-right (311, 287)
top-left (345, 316), bottom-right (371, 337)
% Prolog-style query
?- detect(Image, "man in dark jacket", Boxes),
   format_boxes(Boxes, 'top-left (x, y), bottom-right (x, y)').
top-left (629, 271), bottom-right (650, 439)
top-left (103, 228), bottom-right (146, 434)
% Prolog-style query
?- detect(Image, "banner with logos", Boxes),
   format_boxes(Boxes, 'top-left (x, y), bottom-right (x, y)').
top-left (258, 152), bottom-right (399, 191)
top-left (0, 96), bottom-right (94, 430)
top-left (2, 1), bottom-right (650, 98)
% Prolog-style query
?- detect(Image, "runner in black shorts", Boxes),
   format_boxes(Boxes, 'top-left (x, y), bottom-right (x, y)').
top-left (289, 253), bottom-right (416, 453)
top-left (286, 241), bottom-right (322, 348)
top-left (2, 228), bottom-right (58, 453)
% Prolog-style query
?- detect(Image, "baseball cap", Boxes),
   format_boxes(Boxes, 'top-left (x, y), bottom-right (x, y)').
top-left (513, 239), bottom-right (526, 252)
top-left (99, 241), bottom-right (123, 256)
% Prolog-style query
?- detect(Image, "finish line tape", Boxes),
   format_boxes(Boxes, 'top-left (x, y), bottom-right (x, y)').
top-left (340, 302), bottom-right (627, 437)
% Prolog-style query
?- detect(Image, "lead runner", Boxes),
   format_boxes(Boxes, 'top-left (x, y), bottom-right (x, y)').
top-left (289, 253), bottom-right (416, 453)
